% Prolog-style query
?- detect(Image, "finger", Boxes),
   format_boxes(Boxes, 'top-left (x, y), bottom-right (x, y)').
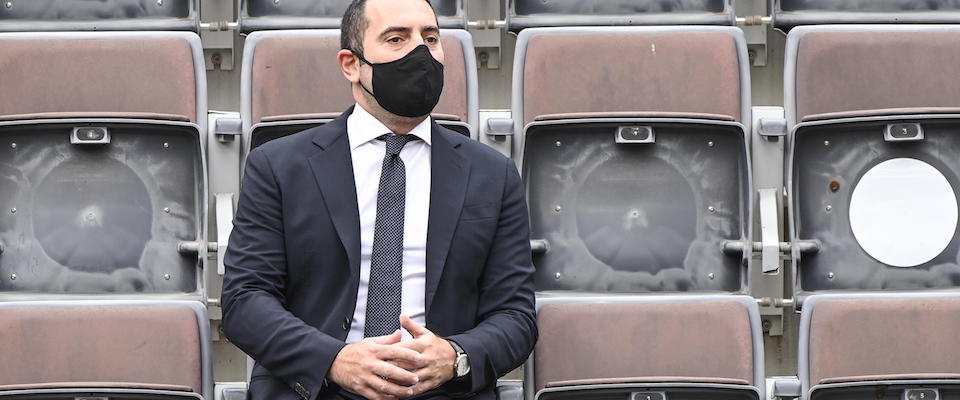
top-left (394, 337), bottom-right (428, 353)
top-left (410, 375), bottom-right (443, 396)
top-left (400, 314), bottom-right (431, 338)
top-left (370, 361), bottom-right (420, 386)
top-left (414, 365), bottom-right (440, 382)
top-left (365, 374), bottom-right (416, 398)
top-left (369, 330), bottom-right (403, 345)
top-left (388, 358), bottom-right (421, 371)
top-left (375, 344), bottom-right (425, 366)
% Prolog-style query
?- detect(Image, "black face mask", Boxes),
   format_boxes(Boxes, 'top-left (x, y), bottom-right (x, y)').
top-left (352, 44), bottom-right (444, 118)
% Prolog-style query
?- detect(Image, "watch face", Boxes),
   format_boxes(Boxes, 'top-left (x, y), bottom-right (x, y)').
top-left (456, 354), bottom-right (470, 377)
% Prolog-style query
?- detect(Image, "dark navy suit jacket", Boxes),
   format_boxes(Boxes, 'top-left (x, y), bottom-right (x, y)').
top-left (221, 107), bottom-right (537, 400)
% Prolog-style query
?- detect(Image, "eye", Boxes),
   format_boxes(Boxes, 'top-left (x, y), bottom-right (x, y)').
top-left (425, 36), bottom-right (439, 44)
top-left (387, 36), bottom-right (403, 44)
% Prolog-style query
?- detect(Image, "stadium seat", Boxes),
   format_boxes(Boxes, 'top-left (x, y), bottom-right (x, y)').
top-left (0, 0), bottom-right (199, 32)
top-left (772, 0), bottom-right (960, 29)
top-left (240, 28), bottom-right (478, 154)
top-left (511, 26), bottom-right (762, 400)
top-left (532, 296), bottom-right (764, 400)
top-left (506, 0), bottom-right (734, 33)
top-left (0, 301), bottom-right (212, 400)
top-left (240, 0), bottom-right (465, 33)
top-left (796, 294), bottom-right (960, 400)
top-left (785, 25), bottom-right (960, 293)
top-left (0, 31), bottom-right (212, 399)
top-left (0, 31), bottom-right (209, 294)
top-left (513, 26), bottom-right (752, 293)
top-left (783, 25), bottom-right (960, 400)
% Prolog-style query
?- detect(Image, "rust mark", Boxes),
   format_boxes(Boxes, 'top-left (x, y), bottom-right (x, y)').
top-left (829, 180), bottom-right (840, 192)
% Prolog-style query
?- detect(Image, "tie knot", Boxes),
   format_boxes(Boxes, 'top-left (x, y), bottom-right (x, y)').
top-left (379, 133), bottom-right (419, 156)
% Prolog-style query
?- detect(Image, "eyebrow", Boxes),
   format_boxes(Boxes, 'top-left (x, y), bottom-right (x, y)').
top-left (379, 26), bottom-right (410, 38)
top-left (379, 25), bottom-right (441, 39)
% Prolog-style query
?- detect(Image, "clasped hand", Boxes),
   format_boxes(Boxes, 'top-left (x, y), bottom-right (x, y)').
top-left (328, 315), bottom-right (457, 400)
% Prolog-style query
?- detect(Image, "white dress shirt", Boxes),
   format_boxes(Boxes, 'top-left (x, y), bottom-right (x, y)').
top-left (345, 104), bottom-right (431, 343)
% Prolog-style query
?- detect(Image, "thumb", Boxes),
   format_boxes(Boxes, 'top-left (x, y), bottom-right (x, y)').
top-left (369, 329), bottom-right (403, 345)
top-left (400, 314), bottom-right (430, 338)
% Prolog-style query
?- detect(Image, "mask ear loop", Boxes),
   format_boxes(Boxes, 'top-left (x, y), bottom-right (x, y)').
top-left (349, 49), bottom-right (378, 98)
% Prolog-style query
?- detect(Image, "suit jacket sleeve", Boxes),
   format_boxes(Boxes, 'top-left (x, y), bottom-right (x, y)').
top-left (221, 147), bottom-right (344, 400)
top-left (446, 157), bottom-right (538, 394)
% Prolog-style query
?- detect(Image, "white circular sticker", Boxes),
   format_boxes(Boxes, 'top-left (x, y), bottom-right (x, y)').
top-left (850, 158), bottom-right (958, 267)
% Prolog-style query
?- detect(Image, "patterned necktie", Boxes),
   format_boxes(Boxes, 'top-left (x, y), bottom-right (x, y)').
top-left (364, 133), bottom-right (420, 337)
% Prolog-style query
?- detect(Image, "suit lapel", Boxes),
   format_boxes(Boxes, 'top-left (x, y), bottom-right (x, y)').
top-left (307, 109), bottom-right (361, 277)
top-left (425, 123), bottom-right (469, 313)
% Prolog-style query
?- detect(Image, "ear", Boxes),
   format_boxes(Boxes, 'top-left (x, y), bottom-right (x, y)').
top-left (337, 49), bottom-right (361, 84)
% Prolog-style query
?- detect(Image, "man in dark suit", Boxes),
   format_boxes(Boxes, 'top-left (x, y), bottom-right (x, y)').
top-left (221, 0), bottom-right (537, 399)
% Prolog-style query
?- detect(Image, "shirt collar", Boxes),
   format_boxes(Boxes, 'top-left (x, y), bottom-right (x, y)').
top-left (347, 103), bottom-right (433, 150)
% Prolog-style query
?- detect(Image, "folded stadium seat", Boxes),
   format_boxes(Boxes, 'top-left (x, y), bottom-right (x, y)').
top-left (0, 0), bottom-right (200, 32)
top-left (240, 28), bottom-right (478, 154)
top-left (781, 25), bottom-right (960, 400)
top-left (515, 25), bottom-right (753, 294)
top-left (772, 0), bottom-right (960, 30)
top-left (534, 296), bottom-right (764, 400)
top-left (796, 294), bottom-right (960, 400)
top-left (511, 26), bottom-right (763, 400)
top-left (0, 31), bottom-right (212, 399)
top-left (505, 0), bottom-right (735, 33)
top-left (239, 0), bottom-right (466, 33)
top-left (0, 301), bottom-right (211, 400)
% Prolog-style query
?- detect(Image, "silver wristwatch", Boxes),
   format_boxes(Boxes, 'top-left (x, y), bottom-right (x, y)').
top-left (447, 339), bottom-right (470, 378)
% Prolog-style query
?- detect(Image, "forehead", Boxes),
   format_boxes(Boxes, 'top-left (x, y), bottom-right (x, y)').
top-left (363, 0), bottom-right (437, 32)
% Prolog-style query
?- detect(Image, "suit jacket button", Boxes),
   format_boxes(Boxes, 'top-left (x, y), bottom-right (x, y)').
top-left (294, 382), bottom-right (308, 399)
top-left (342, 317), bottom-right (350, 330)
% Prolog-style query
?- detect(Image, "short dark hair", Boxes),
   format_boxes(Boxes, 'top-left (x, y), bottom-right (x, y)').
top-left (340, 0), bottom-right (435, 54)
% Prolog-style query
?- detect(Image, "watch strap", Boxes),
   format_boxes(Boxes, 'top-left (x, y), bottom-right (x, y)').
top-left (446, 339), bottom-right (469, 378)
top-left (447, 339), bottom-right (465, 355)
